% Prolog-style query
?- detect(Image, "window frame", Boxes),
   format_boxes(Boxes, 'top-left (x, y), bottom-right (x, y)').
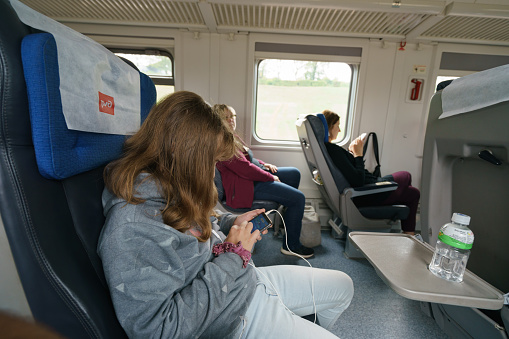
top-left (252, 52), bottom-right (360, 147)
top-left (110, 48), bottom-right (175, 87)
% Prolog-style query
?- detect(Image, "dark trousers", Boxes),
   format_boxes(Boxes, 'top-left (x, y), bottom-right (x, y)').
top-left (253, 167), bottom-right (305, 249)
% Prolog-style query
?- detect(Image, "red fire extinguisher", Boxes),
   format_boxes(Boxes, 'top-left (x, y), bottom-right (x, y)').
top-left (410, 78), bottom-right (422, 101)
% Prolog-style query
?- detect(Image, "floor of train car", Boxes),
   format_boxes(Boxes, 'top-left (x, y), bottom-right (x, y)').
top-left (251, 228), bottom-right (449, 339)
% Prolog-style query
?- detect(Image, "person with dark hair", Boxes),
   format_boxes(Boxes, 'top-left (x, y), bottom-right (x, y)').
top-left (322, 110), bottom-right (420, 235)
top-left (214, 104), bottom-right (314, 258)
top-left (436, 79), bottom-right (453, 91)
top-left (98, 92), bottom-right (354, 338)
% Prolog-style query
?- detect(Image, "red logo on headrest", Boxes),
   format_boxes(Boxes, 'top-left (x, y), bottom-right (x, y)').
top-left (98, 91), bottom-right (115, 115)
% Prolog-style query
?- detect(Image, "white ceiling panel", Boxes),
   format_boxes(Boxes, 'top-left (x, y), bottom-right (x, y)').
top-left (17, 0), bottom-right (509, 46)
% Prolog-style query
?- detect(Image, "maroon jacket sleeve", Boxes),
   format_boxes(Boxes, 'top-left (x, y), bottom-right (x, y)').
top-left (218, 153), bottom-right (274, 182)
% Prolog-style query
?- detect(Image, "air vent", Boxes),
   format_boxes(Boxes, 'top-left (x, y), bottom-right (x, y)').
top-left (422, 15), bottom-right (509, 43)
top-left (211, 3), bottom-right (431, 37)
top-left (20, 0), bottom-right (205, 26)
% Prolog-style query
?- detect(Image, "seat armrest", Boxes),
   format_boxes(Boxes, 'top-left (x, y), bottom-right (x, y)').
top-left (344, 181), bottom-right (398, 198)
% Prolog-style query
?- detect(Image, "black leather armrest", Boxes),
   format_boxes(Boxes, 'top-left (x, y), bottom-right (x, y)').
top-left (344, 181), bottom-right (398, 198)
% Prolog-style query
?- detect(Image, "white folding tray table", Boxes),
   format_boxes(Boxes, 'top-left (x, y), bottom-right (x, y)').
top-left (348, 232), bottom-right (504, 310)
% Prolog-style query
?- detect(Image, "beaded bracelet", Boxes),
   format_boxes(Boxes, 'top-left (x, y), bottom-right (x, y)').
top-left (212, 241), bottom-right (251, 268)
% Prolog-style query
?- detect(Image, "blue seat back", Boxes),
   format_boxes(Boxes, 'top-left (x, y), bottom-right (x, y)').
top-left (22, 32), bottom-right (155, 180)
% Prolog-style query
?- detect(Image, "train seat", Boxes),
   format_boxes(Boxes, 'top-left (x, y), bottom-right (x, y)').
top-left (421, 68), bottom-right (509, 338)
top-left (0, 0), bottom-right (156, 337)
top-left (296, 114), bottom-right (409, 258)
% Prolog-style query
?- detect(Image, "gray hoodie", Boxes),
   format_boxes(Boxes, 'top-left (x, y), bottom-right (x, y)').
top-left (98, 174), bottom-right (256, 338)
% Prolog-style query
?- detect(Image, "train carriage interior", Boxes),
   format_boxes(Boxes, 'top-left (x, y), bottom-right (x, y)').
top-left (1, 0), bottom-right (508, 338)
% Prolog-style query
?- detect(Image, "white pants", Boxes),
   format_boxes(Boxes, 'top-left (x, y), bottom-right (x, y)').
top-left (236, 265), bottom-right (354, 339)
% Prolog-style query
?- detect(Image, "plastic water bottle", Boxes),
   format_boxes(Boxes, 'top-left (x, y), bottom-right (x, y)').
top-left (429, 213), bottom-right (474, 283)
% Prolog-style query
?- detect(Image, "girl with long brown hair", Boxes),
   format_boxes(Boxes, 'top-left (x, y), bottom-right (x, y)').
top-left (98, 91), bottom-right (353, 339)
top-left (103, 91), bottom-right (236, 241)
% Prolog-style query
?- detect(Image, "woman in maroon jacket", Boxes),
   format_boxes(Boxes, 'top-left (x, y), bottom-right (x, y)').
top-left (215, 105), bottom-right (314, 258)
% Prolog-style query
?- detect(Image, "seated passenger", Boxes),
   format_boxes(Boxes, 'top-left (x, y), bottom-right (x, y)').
top-left (98, 92), bottom-right (354, 338)
top-left (214, 104), bottom-right (314, 258)
top-left (322, 110), bottom-right (420, 235)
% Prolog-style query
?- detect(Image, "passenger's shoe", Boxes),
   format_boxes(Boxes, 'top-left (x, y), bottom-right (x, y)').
top-left (280, 244), bottom-right (314, 258)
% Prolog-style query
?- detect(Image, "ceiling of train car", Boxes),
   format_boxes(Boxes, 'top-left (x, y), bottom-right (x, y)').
top-left (18, 0), bottom-right (509, 46)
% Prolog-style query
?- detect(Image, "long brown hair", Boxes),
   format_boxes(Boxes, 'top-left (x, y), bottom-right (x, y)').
top-left (322, 110), bottom-right (339, 130)
top-left (212, 103), bottom-right (232, 121)
top-left (104, 91), bottom-right (236, 242)
top-left (212, 104), bottom-right (245, 153)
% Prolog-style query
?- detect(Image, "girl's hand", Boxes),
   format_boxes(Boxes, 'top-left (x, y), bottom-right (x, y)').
top-left (264, 163), bottom-right (278, 173)
top-left (348, 137), bottom-right (364, 157)
top-left (234, 209), bottom-right (269, 236)
top-left (273, 175), bottom-right (280, 182)
top-left (225, 221), bottom-right (260, 252)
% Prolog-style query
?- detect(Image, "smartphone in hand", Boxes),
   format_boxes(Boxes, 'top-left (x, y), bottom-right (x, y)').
top-left (249, 212), bottom-right (272, 233)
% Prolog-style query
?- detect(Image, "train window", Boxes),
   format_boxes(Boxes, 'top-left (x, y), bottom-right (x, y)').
top-left (113, 50), bottom-right (174, 102)
top-left (255, 58), bottom-right (353, 143)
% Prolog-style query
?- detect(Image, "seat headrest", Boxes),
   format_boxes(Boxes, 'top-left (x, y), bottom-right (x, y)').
top-left (21, 33), bottom-right (156, 179)
top-left (316, 113), bottom-right (329, 143)
top-left (436, 79), bottom-right (453, 91)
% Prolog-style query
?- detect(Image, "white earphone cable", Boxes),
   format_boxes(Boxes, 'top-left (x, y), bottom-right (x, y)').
top-left (218, 209), bottom-right (318, 336)
top-left (263, 209), bottom-right (317, 324)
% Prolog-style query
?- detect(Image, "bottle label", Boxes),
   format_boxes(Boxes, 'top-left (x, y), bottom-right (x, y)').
top-left (438, 226), bottom-right (474, 249)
